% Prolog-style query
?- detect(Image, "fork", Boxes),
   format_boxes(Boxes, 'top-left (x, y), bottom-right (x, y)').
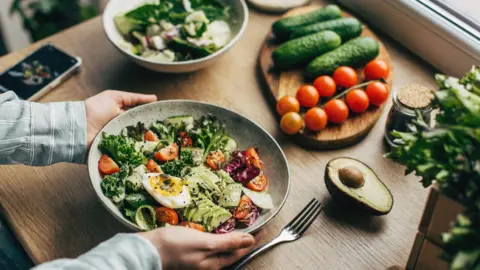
top-left (229, 198), bottom-right (324, 270)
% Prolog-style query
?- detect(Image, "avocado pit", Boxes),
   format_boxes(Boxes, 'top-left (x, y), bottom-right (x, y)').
top-left (339, 166), bottom-right (364, 188)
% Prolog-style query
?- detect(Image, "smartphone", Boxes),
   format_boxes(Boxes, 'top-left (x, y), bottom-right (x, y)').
top-left (0, 43), bottom-right (82, 100)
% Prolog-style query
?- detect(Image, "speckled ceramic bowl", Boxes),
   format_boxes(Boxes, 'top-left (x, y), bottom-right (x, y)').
top-left (88, 100), bottom-right (290, 233)
top-left (102, 0), bottom-right (249, 73)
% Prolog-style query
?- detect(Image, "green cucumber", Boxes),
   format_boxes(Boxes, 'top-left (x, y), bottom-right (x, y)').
top-left (272, 5), bottom-right (342, 40)
top-left (272, 30), bottom-right (341, 69)
top-left (290, 17), bottom-right (362, 41)
top-left (165, 115), bottom-right (194, 129)
top-left (306, 37), bottom-right (380, 78)
top-left (135, 205), bottom-right (157, 230)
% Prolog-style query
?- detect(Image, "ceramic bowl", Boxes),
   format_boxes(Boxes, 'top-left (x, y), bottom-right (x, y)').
top-left (102, 0), bottom-right (249, 73)
top-left (88, 100), bottom-right (290, 233)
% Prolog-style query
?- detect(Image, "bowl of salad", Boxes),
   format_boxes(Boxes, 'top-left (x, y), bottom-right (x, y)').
top-left (88, 100), bottom-right (290, 233)
top-left (103, 0), bottom-right (248, 73)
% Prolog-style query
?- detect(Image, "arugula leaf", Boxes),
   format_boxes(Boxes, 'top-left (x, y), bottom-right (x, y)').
top-left (98, 132), bottom-right (147, 167)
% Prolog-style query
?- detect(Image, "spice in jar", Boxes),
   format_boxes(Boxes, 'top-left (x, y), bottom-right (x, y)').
top-left (384, 84), bottom-right (434, 147)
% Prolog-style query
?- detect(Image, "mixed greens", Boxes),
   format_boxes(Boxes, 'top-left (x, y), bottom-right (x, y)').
top-left (114, 0), bottom-right (233, 62)
top-left (387, 66), bottom-right (480, 269)
top-left (98, 114), bottom-right (273, 233)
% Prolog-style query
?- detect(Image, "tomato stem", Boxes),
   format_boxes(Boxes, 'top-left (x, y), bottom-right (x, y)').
top-left (318, 79), bottom-right (383, 108)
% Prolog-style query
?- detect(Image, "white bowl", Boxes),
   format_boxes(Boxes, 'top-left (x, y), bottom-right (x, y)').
top-left (102, 0), bottom-right (249, 73)
top-left (88, 100), bottom-right (291, 233)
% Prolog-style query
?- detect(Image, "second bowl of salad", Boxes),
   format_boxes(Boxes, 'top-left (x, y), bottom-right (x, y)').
top-left (88, 100), bottom-right (290, 233)
top-left (103, 0), bottom-right (249, 73)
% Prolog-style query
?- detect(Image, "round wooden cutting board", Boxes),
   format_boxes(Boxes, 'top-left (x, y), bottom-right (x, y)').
top-left (259, 5), bottom-right (393, 150)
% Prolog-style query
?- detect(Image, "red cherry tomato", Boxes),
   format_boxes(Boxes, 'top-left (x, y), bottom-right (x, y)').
top-left (146, 159), bottom-right (162, 173)
top-left (205, 150), bottom-right (225, 170)
top-left (144, 130), bottom-right (159, 141)
top-left (98, 154), bottom-right (120, 175)
top-left (346, 89), bottom-right (370, 113)
top-left (154, 143), bottom-right (179, 162)
top-left (364, 60), bottom-right (390, 81)
top-left (313, 75), bottom-right (336, 97)
top-left (366, 82), bottom-right (389, 106)
top-left (179, 221), bottom-right (205, 232)
top-left (280, 112), bottom-right (303, 135)
top-left (156, 207), bottom-right (179, 225)
top-left (304, 107), bottom-right (328, 131)
top-left (296, 85), bottom-right (319, 107)
top-left (178, 132), bottom-right (192, 147)
top-left (276, 95), bottom-right (300, 115)
top-left (235, 195), bottom-right (253, 219)
top-left (324, 99), bottom-right (349, 124)
top-left (247, 174), bottom-right (268, 191)
top-left (245, 147), bottom-right (263, 170)
top-left (333, 66), bottom-right (358, 89)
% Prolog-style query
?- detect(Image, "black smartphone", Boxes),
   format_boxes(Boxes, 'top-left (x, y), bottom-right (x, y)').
top-left (0, 43), bottom-right (82, 100)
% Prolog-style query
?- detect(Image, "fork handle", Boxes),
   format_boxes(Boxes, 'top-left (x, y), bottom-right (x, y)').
top-left (229, 238), bottom-right (283, 270)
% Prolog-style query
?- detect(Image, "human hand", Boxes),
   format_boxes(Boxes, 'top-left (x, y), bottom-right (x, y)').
top-left (85, 90), bottom-right (157, 148)
top-left (140, 226), bottom-right (263, 270)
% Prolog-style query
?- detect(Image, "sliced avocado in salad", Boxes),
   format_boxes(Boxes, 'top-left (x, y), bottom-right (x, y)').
top-left (113, 0), bottom-right (233, 62)
top-left (325, 157), bottom-right (393, 215)
top-left (219, 183), bottom-right (243, 208)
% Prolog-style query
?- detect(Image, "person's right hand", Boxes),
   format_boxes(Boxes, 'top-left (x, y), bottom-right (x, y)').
top-left (140, 226), bottom-right (263, 270)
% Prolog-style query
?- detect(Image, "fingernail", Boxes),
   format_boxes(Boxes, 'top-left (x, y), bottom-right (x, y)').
top-left (241, 234), bottom-right (254, 247)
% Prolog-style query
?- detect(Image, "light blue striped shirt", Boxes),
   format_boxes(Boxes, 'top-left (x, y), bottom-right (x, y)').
top-left (0, 91), bottom-right (162, 270)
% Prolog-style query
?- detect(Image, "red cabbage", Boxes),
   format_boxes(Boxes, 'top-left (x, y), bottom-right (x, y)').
top-left (215, 217), bottom-right (236, 234)
top-left (238, 205), bottom-right (259, 227)
top-left (224, 151), bottom-right (260, 185)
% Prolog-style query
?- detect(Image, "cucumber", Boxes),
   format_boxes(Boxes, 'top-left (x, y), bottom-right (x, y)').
top-left (306, 37), bottom-right (380, 78)
top-left (165, 115), bottom-right (194, 129)
top-left (222, 136), bottom-right (237, 153)
top-left (272, 30), bottom-right (341, 69)
top-left (290, 17), bottom-right (362, 41)
top-left (272, 5), bottom-right (342, 40)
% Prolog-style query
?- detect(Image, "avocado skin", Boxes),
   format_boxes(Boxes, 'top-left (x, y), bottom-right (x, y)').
top-left (324, 157), bottom-right (393, 216)
top-left (272, 5), bottom-right (342, 41)
top-left (272, 31), bottom-right (342, 70)
top-left (290, 17), bottom-right (362, 42)
top-left (306, 37), bottom-right (379, 78)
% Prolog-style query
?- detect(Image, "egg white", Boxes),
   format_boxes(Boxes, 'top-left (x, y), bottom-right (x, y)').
top-left (142, 173), bottom-right (191, 209)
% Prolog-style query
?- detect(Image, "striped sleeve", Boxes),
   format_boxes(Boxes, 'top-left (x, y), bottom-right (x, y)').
top-left (0, 91), bottom-right (87, 165)
top-left (32, 234), bottom-right (162, 270)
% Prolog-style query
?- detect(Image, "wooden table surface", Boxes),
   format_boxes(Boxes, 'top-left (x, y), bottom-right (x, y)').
top-left (0, 1), bottom-right (438, 269)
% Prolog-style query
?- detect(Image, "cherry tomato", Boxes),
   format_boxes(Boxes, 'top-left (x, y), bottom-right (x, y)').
top-left (247, 174), bottom-right (268, 191)
top-left (98, 154), bottom-right (120, 175)
top-left (313, 75), bottom-right (336, 97)
top-left (366, 82), bottom-right (389, 106)
top-left (346, 89), bottom-right (370, 113)
top-left (179, 221), bottom-right (205, 232)
top-left (333, 66), bottom-right (358, 89)
top-left (324, 99), bottom-right (349, 124)
top-left (276, 95), bottom-right (300, 115)
top-left (178, 131), bottom-right (192, 147)
top-left (156, 207), bottom-right (179, 225)
top-left (205, 150), bottom-right (225, 170)
top-left (146, 159), bottom-right (161, 173)
top-left (154, 143), bottom-right (179, 162)
top-left (280, 112), bottom-right (303, 135)
top-left (364, 60), bottom-right (390, 81)
top-left (144, 130), bottom-right (159, 141)
top-left (235, 195), bottom-right (253, 219)
top-left (304, 107), bottom-right (328, 131)
top-left (296, 85), bottom-right (319, 107)
top-left (246, 147), bottom-right (263, 170)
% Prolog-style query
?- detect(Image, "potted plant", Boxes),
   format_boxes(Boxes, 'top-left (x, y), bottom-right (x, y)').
top-left (387, 66), bottom-right (480, 269)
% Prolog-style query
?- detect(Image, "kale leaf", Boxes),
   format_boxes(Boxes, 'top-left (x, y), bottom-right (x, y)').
top-left (98, 132), bottom-right (146, 167)
top-left (100, 165), bottom-right (131, 203)
top-left (125, 122), bottom-right (146, 141)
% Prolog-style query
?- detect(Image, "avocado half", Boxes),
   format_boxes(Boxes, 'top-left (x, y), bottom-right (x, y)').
top-left (325, 157), bottom-right (393, 215)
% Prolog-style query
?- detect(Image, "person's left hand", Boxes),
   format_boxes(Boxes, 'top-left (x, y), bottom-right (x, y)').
top-left (85, 90), bottom-right (157, 148)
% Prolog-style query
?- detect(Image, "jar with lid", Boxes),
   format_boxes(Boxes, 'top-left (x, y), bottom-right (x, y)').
top-left (385, 84), bottom-right (434, 147)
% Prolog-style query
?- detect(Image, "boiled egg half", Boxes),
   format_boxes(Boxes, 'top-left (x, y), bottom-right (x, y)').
top-left (143, 173), bottom-right (191, 209)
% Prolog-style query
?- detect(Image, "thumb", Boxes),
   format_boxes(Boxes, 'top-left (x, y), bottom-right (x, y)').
top-left (206, 232), bottom-right (255, 254)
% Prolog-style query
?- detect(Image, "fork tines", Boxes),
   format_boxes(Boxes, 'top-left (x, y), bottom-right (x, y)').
top-left (285, 198), bottom-right (323, 236)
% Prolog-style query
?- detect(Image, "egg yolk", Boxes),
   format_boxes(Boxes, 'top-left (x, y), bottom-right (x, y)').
top-left (149, 175), bottom-right (182, 196)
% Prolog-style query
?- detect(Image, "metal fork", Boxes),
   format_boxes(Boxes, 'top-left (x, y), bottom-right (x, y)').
top-left (229, 198), bottom-right (324, 270)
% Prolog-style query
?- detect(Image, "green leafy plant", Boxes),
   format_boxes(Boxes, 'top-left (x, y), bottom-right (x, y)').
top-left (10, 0), bottom-right (97, 41)
top-left (387, 66), bottom-right (480, 269)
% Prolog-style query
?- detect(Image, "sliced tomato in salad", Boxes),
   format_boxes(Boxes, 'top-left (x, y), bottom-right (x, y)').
top-left (245, 147), bottom-right (263, 170)
top-left (179, 221), bottom-right (205, 232)
top-left (144, 130), bottom-right (159, 141)
top-left (154, 143), bottom-right (179, 162)
top-left (156, 207), bottom-right (179, 225)
top-left (178, 132), bottom-right (192, 147)
top-left (205, 150), bottom-right (225, 170)
top-left (247, 174), bottom-right (268, 192)
top-left (98, 154), bottom-right (120, 175)
top-left (146, 159), bottom-right (161, 173)
top-left (235, 195), bottom-right (253, 220)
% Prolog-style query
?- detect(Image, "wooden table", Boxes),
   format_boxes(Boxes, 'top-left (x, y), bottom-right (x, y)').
top-left (0, 1), bottom-right (438, 269)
